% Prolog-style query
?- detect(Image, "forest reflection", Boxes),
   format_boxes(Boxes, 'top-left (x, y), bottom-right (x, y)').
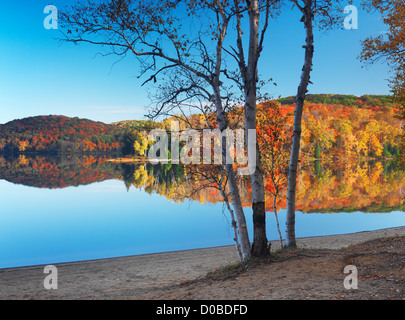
top-left (1, 154), bottom-right (404, 214)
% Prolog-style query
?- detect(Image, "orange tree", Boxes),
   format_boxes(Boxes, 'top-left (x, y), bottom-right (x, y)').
top-left (360, 1), bottom-right (405, 118)
top-left (257, 101), bottom-right (290, 247)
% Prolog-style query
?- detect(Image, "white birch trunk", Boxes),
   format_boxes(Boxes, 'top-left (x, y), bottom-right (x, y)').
top-left (211, 9), bottom-right (251, 260)
top-left (214, 95), bottom-right (251, 260)
top-left (221, 190), bottom-right (243, 262)
top-left (245, 0), bottom-right (269, 257)
top-left (286, 0), bottom-right (315, 248)
top-left (273, 192), bottom-right (284, 249)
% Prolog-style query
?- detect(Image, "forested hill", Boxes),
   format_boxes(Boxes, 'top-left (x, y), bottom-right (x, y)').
top-left (0, 115), bottom-right (123, 154)
top-left (111, 119), bottom-right (161, 131)
top-left (0, 94), bottom-right (402, 157)
top-left (277, 94), bottom-right (396, 108)
top-left (274, 94), bottom-right (402, 159)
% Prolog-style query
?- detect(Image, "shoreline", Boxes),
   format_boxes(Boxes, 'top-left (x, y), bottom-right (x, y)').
top-left (2, 225), bottom-right (404, 272)
top-left (1, 226), bottom-right (404, 299)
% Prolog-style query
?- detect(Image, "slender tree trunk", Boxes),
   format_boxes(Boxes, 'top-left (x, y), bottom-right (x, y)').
top-left (285, 1), bottom-right (314, 248)
top-left (217, 148), bottom-right (243, 261)
top-left (216, 103), bottom-right (251, 260)
top-left (205, 7), bottom-right (251, 261)
top-left (224, 163), bottom-right (251, 260)
top-left (246, 107), bottom-right (268, 257)
top-left (222, 191), bottom-right (243, 261)
top-left (245, 0), bottom-right (269, 257)
top-left (233, 0), bottom-right (270, 257)
top-left (273, 192), bottom-right (283, 249)
top-left (221, 127), bottom-right (251, 260)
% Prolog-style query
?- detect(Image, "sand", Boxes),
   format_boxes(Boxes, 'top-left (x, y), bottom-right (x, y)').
top-left (0, 226), bottom-right (404, 300)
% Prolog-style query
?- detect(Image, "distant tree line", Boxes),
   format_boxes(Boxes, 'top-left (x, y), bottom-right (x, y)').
top-left (277, 94), bottom-right (397, 108)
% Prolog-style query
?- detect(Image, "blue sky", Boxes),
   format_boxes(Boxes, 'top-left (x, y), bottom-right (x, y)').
top-left (0, 0), bottom-right (391, 124)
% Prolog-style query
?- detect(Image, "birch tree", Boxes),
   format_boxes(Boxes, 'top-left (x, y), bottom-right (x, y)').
top-left (155, 0), bottom-right (279, 257)
top-left (59, 0), bottom-right (252, 260)
top-left (229, 0), bottom-right (280, 257)
top-left (59, 0), bottom-right (278, 258)
top-left (285, 0), bottom-right (348, 247)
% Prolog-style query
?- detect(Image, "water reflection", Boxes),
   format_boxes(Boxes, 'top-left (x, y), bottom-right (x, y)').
top-left (1, 154), bottom-right (404, 268)
top-left (1, 154), bottom-right (404, 214)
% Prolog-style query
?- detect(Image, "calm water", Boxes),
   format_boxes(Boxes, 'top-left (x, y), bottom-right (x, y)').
top-left (0, 155), bottom-right (404, 268)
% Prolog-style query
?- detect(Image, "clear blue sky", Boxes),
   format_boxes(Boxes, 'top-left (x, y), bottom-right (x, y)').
top-left (0, 0), bottom-right (391, 124)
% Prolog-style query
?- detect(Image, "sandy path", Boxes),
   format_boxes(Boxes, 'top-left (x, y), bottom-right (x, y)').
top-left (0, 226), bottom-right (404, 300)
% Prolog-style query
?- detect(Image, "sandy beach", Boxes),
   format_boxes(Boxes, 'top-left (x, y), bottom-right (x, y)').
top-left (1, 226), bottom-right (404, 300)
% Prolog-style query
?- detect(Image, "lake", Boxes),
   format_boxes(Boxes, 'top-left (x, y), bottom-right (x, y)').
top-left (0, 155), bottom-right (404, 268)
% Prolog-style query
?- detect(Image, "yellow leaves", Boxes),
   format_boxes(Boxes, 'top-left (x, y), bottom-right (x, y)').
top-left (18, 155), bottom-right (29, 166)
top-left (133, 165), bottom-right (148, 186)
top-left (133, 131), bottom-right (149, 157)
top-left (298, 100), bottom-right (402, 159)
top-left (336, 119), bottom-right (353, 135)
top-left (369, 135), bottom-right (383, 157)
top-left (18, 140), bottom-right (29, 152)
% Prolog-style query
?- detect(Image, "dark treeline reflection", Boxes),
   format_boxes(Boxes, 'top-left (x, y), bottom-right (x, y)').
top-left (1, 154), bottom-right (404, 213)
top-left (0, 154), bottom-right (122, 189)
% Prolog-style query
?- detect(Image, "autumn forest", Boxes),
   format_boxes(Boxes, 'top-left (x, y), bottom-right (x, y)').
top-left (0, 94), bottom-right (402, 159)
top-left (1, 94), bottom-right (404, 218)
top-left (2, 0), bottom-right (405, 303)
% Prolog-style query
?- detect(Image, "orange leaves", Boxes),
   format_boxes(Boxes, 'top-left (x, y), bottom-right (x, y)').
top-left (82, 140), bottom-right (97, 151)
top-left (18, 140), bottom-right (29, 152)
top-left (257, 101), bottom-right (290, 198)
top-left (257, 101), bottom-right (289, 145)
top-left (1, 115), bottom-right (123, 155)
